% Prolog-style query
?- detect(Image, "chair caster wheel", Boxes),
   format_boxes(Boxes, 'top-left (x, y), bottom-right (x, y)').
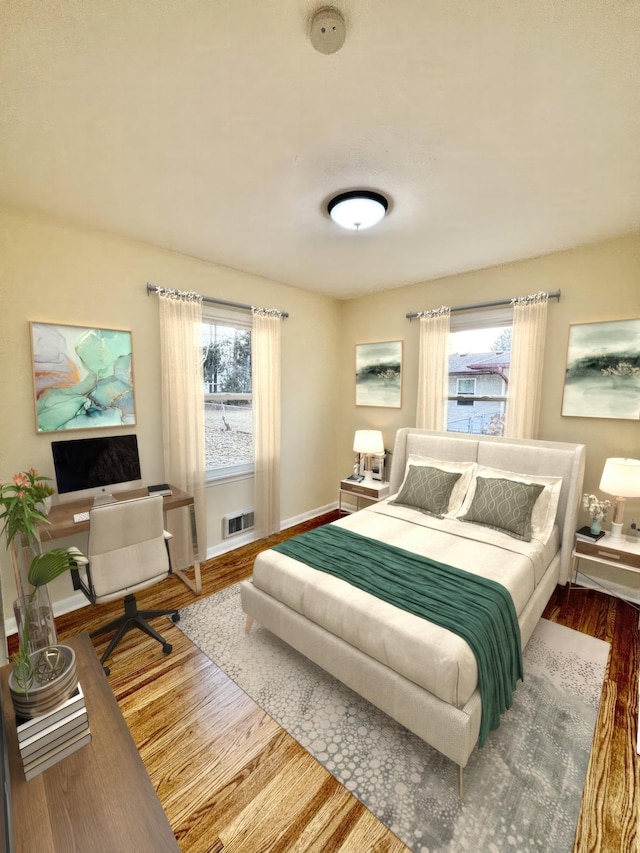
top-left (162, 643), bottom-right (172, 655)
top-left (171, 613), bottom-right (180, 623)
top-left (103, 665), bottom-right (111, 676)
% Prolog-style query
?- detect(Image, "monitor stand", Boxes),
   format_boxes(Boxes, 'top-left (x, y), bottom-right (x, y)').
top-left (93, 493), bottom-right (116, 507)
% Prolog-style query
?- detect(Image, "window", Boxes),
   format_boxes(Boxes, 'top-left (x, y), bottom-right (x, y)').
top-left (201, 307), bottom-right (253, 480)
top-left (447, 310), bottom-right (512, 436)
top-left (456, 378), bottom-right (476, 405)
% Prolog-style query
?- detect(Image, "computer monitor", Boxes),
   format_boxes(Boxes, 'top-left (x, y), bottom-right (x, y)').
top-left (51, 434), bottom-right (142, 504)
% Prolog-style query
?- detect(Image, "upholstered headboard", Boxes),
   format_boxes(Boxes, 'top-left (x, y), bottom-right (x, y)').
top-left (389, 428), bottom-right (586, 584)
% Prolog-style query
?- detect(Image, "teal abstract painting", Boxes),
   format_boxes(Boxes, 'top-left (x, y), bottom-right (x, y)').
top-left (30, 322), bottom-right (136, 432)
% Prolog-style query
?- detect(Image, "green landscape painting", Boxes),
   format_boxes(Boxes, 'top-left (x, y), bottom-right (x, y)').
top-left (355, 340), bottom-right (403, 408)
top-left (561, 318), bottom-right (640, 420)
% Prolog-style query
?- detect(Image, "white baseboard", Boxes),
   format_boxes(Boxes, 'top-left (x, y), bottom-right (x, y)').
top-left (204, 501), bottom-right (337, 560)
top-left (3, 502), bottom-right (339, 640)
top-left (5, 591), bottom-right (87, 639)
top-left (282, 501), bottom-right (337, 530)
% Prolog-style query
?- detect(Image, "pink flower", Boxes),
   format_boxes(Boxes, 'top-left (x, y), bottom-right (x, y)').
top-left (13, 473), bottom-right (29, 488)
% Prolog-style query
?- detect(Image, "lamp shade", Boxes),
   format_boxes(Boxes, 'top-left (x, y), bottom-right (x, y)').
top-left (353, 430), bottom-right (384, 455)
top-left (599, 458), bottom-right (640, 498)
top-left (328, 191), bottom-right (388, 231)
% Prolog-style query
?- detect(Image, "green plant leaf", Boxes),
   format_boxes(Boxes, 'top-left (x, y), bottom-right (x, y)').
top-left (27, 548), bottom-right (83, 590)
top-left (11, 647), bottom-right (34, 694)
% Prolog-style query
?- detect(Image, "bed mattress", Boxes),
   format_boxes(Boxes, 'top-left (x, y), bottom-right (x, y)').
top-left (250, 499), bottom-right (559, 710)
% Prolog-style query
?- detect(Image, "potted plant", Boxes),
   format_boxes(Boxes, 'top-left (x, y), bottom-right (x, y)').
top-left (0, 468), bottom-right (56, 598)
top-left (11, 548), bottom-right (83, 695)
top-left (582, 493), bottom-right (613, 536)
top-left (1, 468), bottom-right (83, 710)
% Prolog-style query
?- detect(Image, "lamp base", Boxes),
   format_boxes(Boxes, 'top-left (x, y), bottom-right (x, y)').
top-left (609, 521), bottom-right (623, 541)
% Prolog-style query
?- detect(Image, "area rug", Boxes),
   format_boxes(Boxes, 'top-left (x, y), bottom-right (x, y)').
top-left (176, 584), bottom-right (610, 853)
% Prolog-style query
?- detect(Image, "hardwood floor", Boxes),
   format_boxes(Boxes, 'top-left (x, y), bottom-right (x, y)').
top-left (35, 513), bottom-right (638, 852)
top-left (543, 583), bottom-right (639, 853)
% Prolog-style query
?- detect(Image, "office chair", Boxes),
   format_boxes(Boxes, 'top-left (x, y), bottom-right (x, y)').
top-left (70, 495), bottom-right (180, 674)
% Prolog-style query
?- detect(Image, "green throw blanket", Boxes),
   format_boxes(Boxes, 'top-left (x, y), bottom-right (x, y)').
top-left (273, 524), bottom-right (523, 747)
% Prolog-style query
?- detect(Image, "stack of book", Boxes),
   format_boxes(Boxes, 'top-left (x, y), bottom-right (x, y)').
top-left (16, 684), bottom-right (92, 781)
top-left (147, 483), bottom-right (172, 497)
top-left (576, 525), bottom-right (605, 543)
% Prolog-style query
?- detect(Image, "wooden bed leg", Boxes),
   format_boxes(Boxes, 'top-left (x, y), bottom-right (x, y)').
top-left (245, 615), bottom-right (255, 635)
top-left (458, 765), bottom-right (464, 801)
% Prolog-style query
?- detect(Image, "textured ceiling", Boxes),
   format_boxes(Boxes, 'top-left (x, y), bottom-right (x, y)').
top-left (1, 1), bottom-right (639, 298)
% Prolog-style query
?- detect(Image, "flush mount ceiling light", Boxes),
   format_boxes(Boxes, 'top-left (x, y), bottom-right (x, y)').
top-left (327, 190), bottom-right (389, 231)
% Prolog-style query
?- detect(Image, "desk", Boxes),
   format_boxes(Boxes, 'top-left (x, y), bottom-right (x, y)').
top-left (46, 485), bottom-right (202, 594)
top-left (1, 633), bottom-right (180, 852)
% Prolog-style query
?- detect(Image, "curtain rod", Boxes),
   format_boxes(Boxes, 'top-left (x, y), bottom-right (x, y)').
top-left (405, 289), bottom-right (561, 320)
top-left (146, 283), bottom-right (289, 318)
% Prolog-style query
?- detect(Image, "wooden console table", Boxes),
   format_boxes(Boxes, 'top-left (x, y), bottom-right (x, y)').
top-left (46, 484), bottom-right (201, 594)
top-left (0, 633), bottom-right (180, 852)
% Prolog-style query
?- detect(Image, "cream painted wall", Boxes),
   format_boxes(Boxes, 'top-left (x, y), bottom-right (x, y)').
top-left (0, 207), bottom-right (340, 615)
top-left (338, 234), bottom-right (640, 590)
top-left (1, 204), bottom-right (638, 623)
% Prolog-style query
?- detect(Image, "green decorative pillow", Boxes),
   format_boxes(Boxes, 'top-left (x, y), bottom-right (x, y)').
top-left (391, 465), bottom-right (462, 518)
top-left (460, 476), bottom-right (544, 541)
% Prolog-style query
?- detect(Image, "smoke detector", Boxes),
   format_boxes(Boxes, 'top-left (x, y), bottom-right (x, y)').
top-left (310, 7), bottom-right (346, 55)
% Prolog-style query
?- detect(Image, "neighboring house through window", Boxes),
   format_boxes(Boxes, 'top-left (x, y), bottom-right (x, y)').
top-left (447, 309), bottom-right (512, 436)
top-left (456, 377), bottom-right (476, 404)
top-left (201, 306), bottom-right (253, 481)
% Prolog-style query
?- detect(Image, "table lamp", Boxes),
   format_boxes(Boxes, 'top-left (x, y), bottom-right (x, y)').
top-left (353, 430), bottom-right (384, 482)
top-left (599, 457), bottom-right (640, 540)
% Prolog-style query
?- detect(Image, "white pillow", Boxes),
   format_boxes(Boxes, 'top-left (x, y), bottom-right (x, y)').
top-left (456, 465), bottom-right (562, 544)
top-left (397, 455), bottom-right (477, 516)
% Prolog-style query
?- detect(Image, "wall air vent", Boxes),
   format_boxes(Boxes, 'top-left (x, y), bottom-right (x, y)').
top-left (223, 508), bottom-right (255, 539)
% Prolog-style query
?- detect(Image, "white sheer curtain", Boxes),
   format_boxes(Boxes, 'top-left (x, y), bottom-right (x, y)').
top-left (252, 308), bottom-right (282, 538)
top-left (158, 290), bottom-right (206, 568)
top-left (415, 306), bottom-right (451, 430)
top-left (503, 291), bottom-right (549, 439)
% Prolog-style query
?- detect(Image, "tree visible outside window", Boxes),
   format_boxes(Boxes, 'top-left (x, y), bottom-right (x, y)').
top-left (201, 312), bottom-right (253, 477)
top-left (447, 325), bottom-right (512, 435)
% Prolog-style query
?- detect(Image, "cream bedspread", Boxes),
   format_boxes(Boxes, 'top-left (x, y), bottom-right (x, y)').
top-left (251, 499), bottom-right (559, 709)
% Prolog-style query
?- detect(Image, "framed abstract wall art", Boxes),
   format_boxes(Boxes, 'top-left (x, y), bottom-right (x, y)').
top-left (561, 318), bottom-right (640, 420)
top-left (355, 340), bottom-right (403, 408)
top-left (30, 322), bottom-right (137, 432)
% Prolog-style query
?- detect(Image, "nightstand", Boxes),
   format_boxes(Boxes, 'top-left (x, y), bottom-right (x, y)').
top-left (338, 478), bottom-right (390, 513)
top-left (570, 532), bottom-right (640, 599)
top-left (567, 533), bottom-right (640, 625)
top-left (570, 532), bottom-right (640, 756)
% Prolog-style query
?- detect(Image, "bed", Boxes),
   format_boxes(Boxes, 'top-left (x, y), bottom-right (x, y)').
top-left (240, 428), bottom-right (585, 793)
